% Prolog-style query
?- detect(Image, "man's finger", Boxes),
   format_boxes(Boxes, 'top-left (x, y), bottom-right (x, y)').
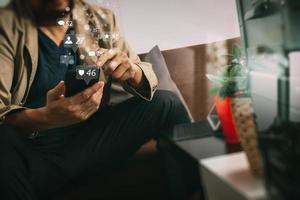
top-left (94, 89), bottom-right (103, 106)
top-left (111, 63), bottom-right (130, 79)
top-left (96, 48), bottom-right (107, 57)
top-left (80, 104), bottom-right (98, 120)
top-left (119, 69), bottom-right (135, 81)
top-left (78, 84), bottom-right (104, 110)
top-left (96, 48), bottom-right (120, 67)
top-left (86, 89), bottom-right (103, 107)
top-left (79, 92), bottom-right (103, 118)
top-left (108, 52), bottom-right (128, 71)
top-left (54, 81), bottom-right (65, 95)
top-left (93, 87), bottom-right (103, 101)
top-left (71, 81), bottom-right (104, 104)
top-left (48, 81), bottom-right (65, 101)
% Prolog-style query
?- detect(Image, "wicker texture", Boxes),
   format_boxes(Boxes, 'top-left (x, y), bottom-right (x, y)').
top-left (231, 98), bottom-right (263, 177)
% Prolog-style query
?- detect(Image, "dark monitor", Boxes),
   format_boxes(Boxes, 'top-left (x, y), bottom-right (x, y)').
top-left (235, 0), bottom-right (300, 132)
top-left (236, 0), bottom-right (300, 53)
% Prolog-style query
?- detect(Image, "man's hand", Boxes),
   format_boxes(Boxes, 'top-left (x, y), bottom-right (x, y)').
top-left (43, 81), bottom-right (104, 129)
top-left (96, 48), bottom-right (145, 89)
top-left (4, 81), bottom-right (104, 133)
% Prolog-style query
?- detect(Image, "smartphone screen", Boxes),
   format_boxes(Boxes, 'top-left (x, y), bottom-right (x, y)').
top-left (65, 65), bottom-right (100, 97)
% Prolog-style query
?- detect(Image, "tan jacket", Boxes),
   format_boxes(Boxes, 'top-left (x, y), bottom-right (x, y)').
top-left (0, 0), bottom-right (158, 124)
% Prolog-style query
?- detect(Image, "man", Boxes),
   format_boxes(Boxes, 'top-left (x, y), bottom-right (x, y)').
top-left (0, 0), bottom-right (190, 199)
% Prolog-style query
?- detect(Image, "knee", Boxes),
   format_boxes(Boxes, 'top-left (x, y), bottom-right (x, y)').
top-left (152, 90), bottom-right (182, 108)
top-left (152, 90), bottom-right (190, 124)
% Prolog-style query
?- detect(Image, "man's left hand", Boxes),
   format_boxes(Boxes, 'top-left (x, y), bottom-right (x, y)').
top-left (96, 48), bottom-right (144, 89)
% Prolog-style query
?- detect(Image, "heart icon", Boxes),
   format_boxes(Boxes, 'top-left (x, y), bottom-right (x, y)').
top-left (78, 69), bottom-right (85, 76)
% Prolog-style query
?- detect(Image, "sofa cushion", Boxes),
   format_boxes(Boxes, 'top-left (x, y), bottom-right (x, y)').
top-left (144, 45), bottom-right (194, 122)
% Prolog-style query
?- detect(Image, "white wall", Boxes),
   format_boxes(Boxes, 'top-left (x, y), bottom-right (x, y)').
top-left (0, 0), bottom-right (8, 6)
top-left (116, 0), bottom-right (240, 53)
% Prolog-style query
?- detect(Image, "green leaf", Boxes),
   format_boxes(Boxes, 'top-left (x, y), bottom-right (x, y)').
top-left (229, 65), bottom-right (241, 77)
top-left (207, 43), bottom-right (249, 98)
top-left (232, 44), bottom-right (242, 61)
top-left (209, 85), bottom-right (220, 96)
top-left (221, 54), bottom-right (234, 58)
top-left (221, 64), bottom-right (233, 69)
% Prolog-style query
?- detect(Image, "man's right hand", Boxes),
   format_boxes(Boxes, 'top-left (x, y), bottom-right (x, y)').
top-left (4, 81), bottom-right (104, 133)
top-left (42, 81), bottom-right (104, 129)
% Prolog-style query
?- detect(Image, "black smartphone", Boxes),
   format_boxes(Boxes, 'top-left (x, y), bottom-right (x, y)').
top-left (65, 65), bottom-right (100, 97)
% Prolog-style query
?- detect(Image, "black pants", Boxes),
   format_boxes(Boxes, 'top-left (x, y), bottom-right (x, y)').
top-left (0, 91), bottom-right (190, 200)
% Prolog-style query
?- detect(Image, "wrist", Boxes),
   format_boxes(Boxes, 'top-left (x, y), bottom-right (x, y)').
top-left (128, 65), bottom-right (144, 89)
top-left (31, 107), bottom-right (52, 130)
top-left (5, 107), bottom-right (53, 133)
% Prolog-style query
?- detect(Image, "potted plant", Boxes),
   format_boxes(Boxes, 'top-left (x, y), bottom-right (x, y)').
top-left (207, 44), bottom-right (263, 176)
top-left (207, 44), bottom-right (249, 143)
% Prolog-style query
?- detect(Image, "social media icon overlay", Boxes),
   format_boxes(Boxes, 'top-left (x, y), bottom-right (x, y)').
top-left (60, 55), bottom-right (75, 66)
top-left (76, 65), bottom-right (100, 85)
top-left (63, 34), bottom-right (76, 48)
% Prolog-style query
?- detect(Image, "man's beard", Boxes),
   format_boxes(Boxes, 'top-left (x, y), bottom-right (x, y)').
top-left (35, 0), bottom-right (74, 22)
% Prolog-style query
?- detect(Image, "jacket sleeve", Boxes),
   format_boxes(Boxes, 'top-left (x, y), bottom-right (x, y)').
top-left (0, 9), bottom-right (26, 124)
top-left (110, 12), bottom-right (158, 101)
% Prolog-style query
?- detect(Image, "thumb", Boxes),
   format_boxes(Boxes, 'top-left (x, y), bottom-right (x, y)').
top-left (98, 81), bottom-right (105, 91)
top-left (47, 81), bottom-right (65, 102)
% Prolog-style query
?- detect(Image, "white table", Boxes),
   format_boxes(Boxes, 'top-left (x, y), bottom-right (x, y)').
top-left (200, 152), bottom-right (267, 200)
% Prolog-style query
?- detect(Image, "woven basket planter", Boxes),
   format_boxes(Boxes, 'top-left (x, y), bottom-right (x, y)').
top-left (231, 98), bottom-right (263, 177)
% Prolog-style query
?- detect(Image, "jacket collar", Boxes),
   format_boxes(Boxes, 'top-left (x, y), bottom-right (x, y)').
top-left (12, 0), bottom-right (38, 71)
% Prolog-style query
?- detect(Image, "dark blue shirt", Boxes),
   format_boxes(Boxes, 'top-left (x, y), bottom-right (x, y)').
top-left (25, 30), bottom-right (76, 108)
